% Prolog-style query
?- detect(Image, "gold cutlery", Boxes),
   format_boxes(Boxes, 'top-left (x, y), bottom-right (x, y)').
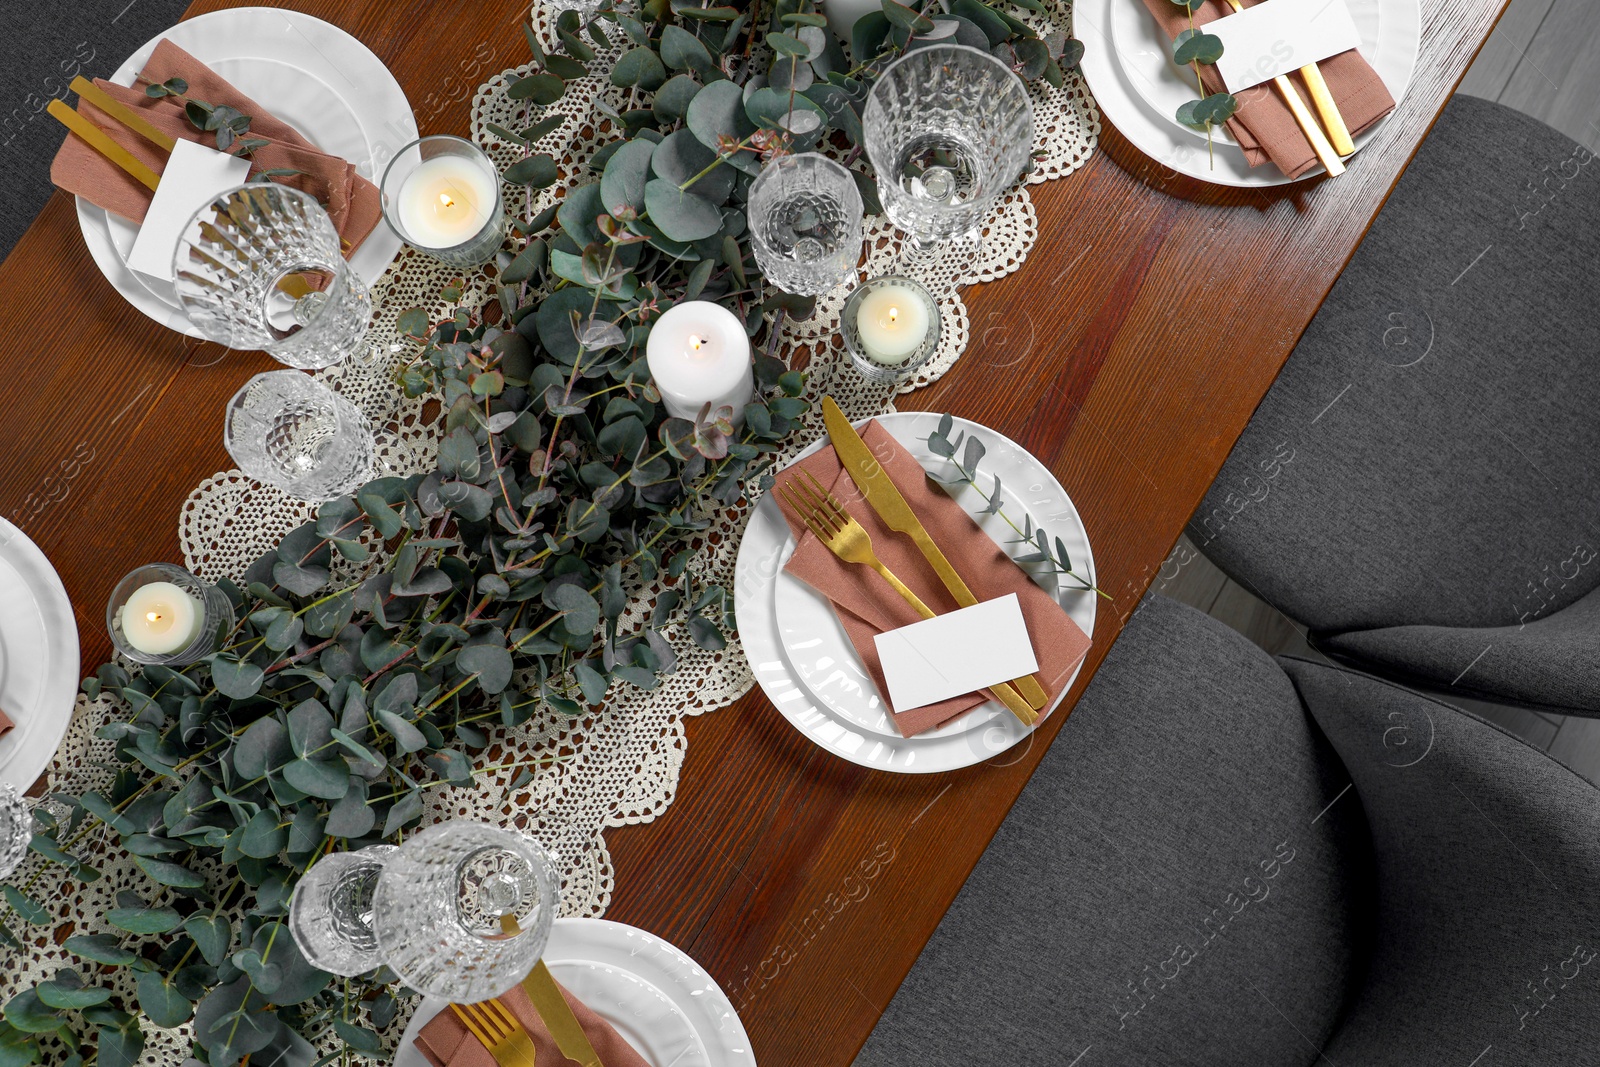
top-left (822, 396), bottom-right (1051, 711)
top-left (448, 998), bottom-right (538, 1067)
top-left (498, 914), bottom-right (604, 1067)
top-left (521, 960), bottom-right (603, 1067)
top-left (1298, 64), bottom-right (1355, 156)
top-left (780, 469), bottom-right (1038, 728)
top-left (1216, 0), bottom-right (1346, 176)
top-left (47, 98), bottom-right (160, 191)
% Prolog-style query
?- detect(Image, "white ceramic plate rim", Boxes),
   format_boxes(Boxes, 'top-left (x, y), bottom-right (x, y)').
top-left (1077, 0), bottom-right (1421, 187)
top-left (734, 413), bottom-right (1096, 774)
top-left (0, 520), bottom-right (80, 790)
top-left (73, 6), bottom-right (415, 335)
top-left (394, 918), bottom-right (755, 1067)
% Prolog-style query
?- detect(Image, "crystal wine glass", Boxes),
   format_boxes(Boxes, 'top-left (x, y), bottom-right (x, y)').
top-left (371, 821), bottom-right (560, 1002)
top-left (224, 370), bottom-right (374, 501)
top-left (748, 152), bottom-right (864, 297)
top-left (862, 44), bottom-right (1036, 248)
top-left (173, 184), bottom-right (372, 370)
top-left (0, 784), bottom-right (32, 880)
top-left (287, 845), bottom-right (395, 977)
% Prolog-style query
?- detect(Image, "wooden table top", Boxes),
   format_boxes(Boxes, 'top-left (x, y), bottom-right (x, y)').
top-left (0, 0), bottom-right (1508, 1063)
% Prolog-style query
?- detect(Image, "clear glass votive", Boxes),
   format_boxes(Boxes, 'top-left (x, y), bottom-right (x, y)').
top-left (173, 184), bottom-right (372, 370)
top-left (863, 44), bottom-right (1036, 248)
top-left (106, 563), bottom-right (235, 667)
top-left (841, 275), bottom-right (941, 384)
top-left (748, 152), bottom-right (865, 297)
top-left (372, 820), bottom-right (560, 1002)
top-left (288, 845), bottom-right (396, 977)
top-left (224, 371), bottom-right (375, 501)
top-left (380, 136), bottom-right (509, 269)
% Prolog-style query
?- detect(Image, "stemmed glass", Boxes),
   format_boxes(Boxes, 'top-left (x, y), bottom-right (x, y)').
top-left (224, 371), bottom-right (375, 501)
top-left (748, 152), bottom-right (865, 297)
top-left (371, 821), bottom-right (560, 1002)
top-left (862, 44), bottom-right (1036, 249)
top-left (173, 184), bottom-right (372, 370)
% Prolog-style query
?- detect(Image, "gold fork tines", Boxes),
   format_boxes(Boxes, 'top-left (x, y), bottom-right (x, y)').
top-left (781, 470), bottom-right (1038, 727)
top-left (448, 998), bottom-right (538, 1067)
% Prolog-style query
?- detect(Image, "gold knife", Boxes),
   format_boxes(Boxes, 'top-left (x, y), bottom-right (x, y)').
top-left (822, 396), bottom-right (1051, 711)
top-left (522, 960), bottom-right (602, 1067)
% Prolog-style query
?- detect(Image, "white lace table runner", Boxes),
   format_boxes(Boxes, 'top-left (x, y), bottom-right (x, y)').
top-left (3, 4), bottom-right (1097, 1062)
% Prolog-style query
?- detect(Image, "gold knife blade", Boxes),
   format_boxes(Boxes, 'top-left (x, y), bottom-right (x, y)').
top-left (521, 959), bottom-right (602, 1067)
top-left (821, 396), bottom-right (1050, 711)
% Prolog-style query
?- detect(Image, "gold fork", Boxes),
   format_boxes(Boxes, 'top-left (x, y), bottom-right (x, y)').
top-left (449, 998), bottom-right (538, 1067)
top-left (780, 471), bottom-right (1038, 728)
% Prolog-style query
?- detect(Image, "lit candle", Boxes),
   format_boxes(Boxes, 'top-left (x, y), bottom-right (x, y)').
top-left (645, 301), bottom-right (755, 423)
top-left (395, 154), bottom-right (500, 250)
top-left (854, 283), bottom-right (932, 364)
top-left (824, 0), bottom-right (882, 54)
top-left (119, 581), bottom-right (204, 656)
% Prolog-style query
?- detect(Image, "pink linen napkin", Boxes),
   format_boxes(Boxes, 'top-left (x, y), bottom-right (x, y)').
top-left (771, 420), bottom-right (1092, 738)
top-left (1139, 0), bottom-right (1396, 179)
top-left (414, 978), bottom-right (650, 1067)
top-left (50, 39), bottom-right (382, 252)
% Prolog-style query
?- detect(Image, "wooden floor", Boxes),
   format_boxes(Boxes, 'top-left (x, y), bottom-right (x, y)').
top-left (1162, 0), bottom-right (1600, 786)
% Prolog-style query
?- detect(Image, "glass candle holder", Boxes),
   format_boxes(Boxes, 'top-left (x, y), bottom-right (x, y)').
top-left (173, 184), bottom-right (373, 370)
top-left (372, 820), bottom-right (560, 1002)
top-left (841, 276), bottom-right (941, 384)
top-left (381, 136), bottom-right (509, 269)
top-left (106, 563), bottom-right (235, 667)
top-left (749, 152), bottom-right (864, 297)
top-left (224, 371), bottom-right (375, 501)
top-left (863, 44), bottom-right (1036, 248)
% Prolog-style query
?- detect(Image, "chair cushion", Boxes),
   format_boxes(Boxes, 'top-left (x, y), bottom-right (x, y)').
top-left (1321, 583), bottom-right (1600, 715)
top-left (853, 596), bottom-right (1371, 1067)
top-left (1285, 658), bottom-right (1600, 1064)
top-left (1190, 95), bottom-right (1600, 634)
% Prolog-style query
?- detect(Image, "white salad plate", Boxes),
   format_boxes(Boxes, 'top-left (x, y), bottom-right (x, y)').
top-left (1078, 0), bottom-right (1421, 186)
top-left (734, 412), bottom-right (1097, 774)
top-left (75, 7), bottom-right (416, 335)
top-left (0, 520), bottom-right (80, 791)
top-left (395, 919), bottom-right (754, 1067)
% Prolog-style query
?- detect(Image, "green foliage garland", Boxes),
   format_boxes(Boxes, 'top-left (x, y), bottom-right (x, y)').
top-left (0, 3), bottom-right (1079, 1065)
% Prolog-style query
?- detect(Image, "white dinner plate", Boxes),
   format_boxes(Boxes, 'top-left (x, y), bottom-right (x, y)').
top-left (1078, 0), bottom-right (1420, 186)
top-left (395, 919), bottom-right (754, 1067)
top-left (0, 520), bottom-right (80, 791)
top-left (734, 413), bottom-right (1097, 774)
top-left (75, 7), bottom-right (416, 335)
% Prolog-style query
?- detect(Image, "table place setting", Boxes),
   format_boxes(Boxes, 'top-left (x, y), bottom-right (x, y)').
top-left (1, 2), bottom-right (1108, 1065)
top-left (1078, 0), bottom-right (1422, 186)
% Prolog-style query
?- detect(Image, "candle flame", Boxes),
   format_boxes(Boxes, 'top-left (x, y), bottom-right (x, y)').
top-left (438, 192), bottom-right (456, 209)
top-left (888, 306), bottom-right (899, 324)
top-left (146, 612), bottom-right (161, 623)
top-left (689, 335), bottom-right (704, 351)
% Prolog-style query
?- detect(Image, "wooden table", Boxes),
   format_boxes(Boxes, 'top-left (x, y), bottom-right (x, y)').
top-left (0, 1), bottom-right (1508, 1063)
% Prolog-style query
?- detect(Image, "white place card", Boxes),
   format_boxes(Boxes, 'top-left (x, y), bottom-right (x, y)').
top-left (126, 138), bottom-right (251, 282)
top-left (1208, 0), bottom-right (1363, 93)
top-left (874, 594), bottom-right (1039, 713)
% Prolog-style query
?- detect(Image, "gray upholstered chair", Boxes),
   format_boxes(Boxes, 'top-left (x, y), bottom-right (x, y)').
top-left (854, 595), bottom-right (1600, 1067)
top-left (1184, 93), bottom-right (1600, 714)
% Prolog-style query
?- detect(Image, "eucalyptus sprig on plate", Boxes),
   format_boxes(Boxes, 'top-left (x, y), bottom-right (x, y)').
top-left (1167, 0), bottom-right (1238, 164)
top-left (926, 414), bottom-right (1109, 599)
